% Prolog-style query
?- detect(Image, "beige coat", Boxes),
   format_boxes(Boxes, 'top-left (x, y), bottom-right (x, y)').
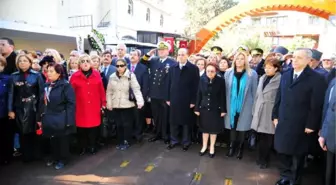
top-left (106, 70), bottom-right (144, 109)
top-left (251, 72), bottom-right (281, 134)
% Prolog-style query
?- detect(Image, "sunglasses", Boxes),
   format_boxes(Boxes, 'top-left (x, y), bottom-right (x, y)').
top-left (80, 60), bottom-right (90, 64)
top-left (116, 64), bottom-right (126, 68)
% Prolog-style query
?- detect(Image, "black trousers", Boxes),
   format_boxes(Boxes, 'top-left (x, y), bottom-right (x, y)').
top-left (20, 132), bottom-right (41, 162)
top-left (278, 153), bottom-right (305, 184)
top-left (230, 130), bottom-right (246, 143)
top-left (133, 108), bottom-right (145, 140)
top-left (0, 117), bottom-right (14, 163)
top-left (114, 108), bottom-right (135, 145)
top-left (257, 133), bottom-right (274, 164)
top-left (325, 151), bottom-right (335, 185)
top-left (151, 99), bottom-right (169, 140)
top-left (49, 135), bottom-right (70, 163)
top-left (77, 127), bottom-right (98, 149)
top-left (170, 124), bottom-right (191, 146)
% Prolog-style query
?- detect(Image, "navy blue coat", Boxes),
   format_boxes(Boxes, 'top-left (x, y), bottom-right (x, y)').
top-left (41, 79), bottom-right (76, 137)
top-left (255, 59), bottom-right (266, 77)
top-left (314, 66), bottom-right (329, 79)
top-left (321, 78), bottom-right (336, 153)
top-left (128, 63), bottom-right (149, 99)
top-left (272, 67), bottom-right (327, 155)
top-left (101, 65), bottom-right (117, 90)
top-left (8, 69), bottom-right (44, 134)
top-left (141, 56), bottom-right (177, 100)
top-left (167, 62), bottom-right (200, 126)
top-left (0, 73), bottom-right (10, 118)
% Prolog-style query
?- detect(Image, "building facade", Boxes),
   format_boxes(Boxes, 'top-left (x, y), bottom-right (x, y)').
top-left (0, 0), bottom-right (183, 56)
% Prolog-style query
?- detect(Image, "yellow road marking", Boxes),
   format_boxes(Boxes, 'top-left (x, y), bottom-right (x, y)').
top-left (120, 160), bottom-right (130, 168)
top-left (193, 172), bottom-right (202, 181)
top-left (145, 164), bottom-right (155, 172)
top-left (224, 178), bottom-right (233, 185)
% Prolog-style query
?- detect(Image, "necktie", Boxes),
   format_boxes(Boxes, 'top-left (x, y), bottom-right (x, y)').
top-left (131, 65), bottom-right (135, 72)
top-left (103, 67), bottom-right (108, 76)
top-left (293, 74), bottom-right (298, 81)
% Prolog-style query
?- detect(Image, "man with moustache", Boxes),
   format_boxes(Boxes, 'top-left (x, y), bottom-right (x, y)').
top-left (141, 41), bottom-right (177, 144)
top-left (101, 51), bottom-right (117, 90)
top-left (166, 48), bottom-right (199, 151)
top-left (112, 43), bottom-right (131, 66)
top-left (128, 49), bottom-right (149, 143)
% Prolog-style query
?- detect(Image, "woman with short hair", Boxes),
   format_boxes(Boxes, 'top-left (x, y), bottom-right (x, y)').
top-left (42, 63), bottom-right (76, 170)
top-left (8, 54), bottom-right (44, 162)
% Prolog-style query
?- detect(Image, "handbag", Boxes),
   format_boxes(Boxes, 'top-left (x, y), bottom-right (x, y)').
top-left (248, 130), bottom-right (258, 150)
top-left (128, 72), bottom-right (136, 102)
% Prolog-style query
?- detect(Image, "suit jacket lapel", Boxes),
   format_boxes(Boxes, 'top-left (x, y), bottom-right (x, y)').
top-left (290, 66), bottom-right (310, 88)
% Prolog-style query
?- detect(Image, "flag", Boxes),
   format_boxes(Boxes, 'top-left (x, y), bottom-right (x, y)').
top-left (164, 37), bottom-right (174, 53)
top-left (179, 40), bottom-right (188, 48)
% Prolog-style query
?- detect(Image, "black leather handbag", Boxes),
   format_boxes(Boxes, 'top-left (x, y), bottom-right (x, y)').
top-left (128, 73), bottom-right (136, 102)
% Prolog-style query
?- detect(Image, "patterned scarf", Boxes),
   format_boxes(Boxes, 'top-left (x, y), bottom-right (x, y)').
top-left (230, 72), bottom-right (247, 128)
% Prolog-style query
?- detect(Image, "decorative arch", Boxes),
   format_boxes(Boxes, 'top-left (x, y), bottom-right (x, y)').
top-left (189, 0), bottom-right (336, 54)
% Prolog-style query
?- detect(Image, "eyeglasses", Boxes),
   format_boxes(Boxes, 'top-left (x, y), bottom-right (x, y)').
top-left (116, 64), bottom-right (126, 68)
top-left (80, 60), bottom-right (90, 64)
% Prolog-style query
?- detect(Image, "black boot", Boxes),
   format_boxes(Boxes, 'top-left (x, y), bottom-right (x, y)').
top-left (226, 142), bottom-right (236, 157)
top-left (236, 142), bottom-right (244, 160)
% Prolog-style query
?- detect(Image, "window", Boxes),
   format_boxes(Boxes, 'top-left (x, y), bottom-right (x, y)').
top-left (146, 8), bottom-right (151, 22)
top-left (308, 16), bottom-right (320, 25)
top-left (128, 0), bottom-right (133, 15)
top-left (160, 15), bottom-right (164, 27)
top-left (251, 18), bottom-right (261, 25)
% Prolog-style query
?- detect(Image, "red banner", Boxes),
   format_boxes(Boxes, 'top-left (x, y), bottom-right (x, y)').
top-left (164, 37), bottom-right (174, 53)
top-left (179, 40), bottom-right (188, 48)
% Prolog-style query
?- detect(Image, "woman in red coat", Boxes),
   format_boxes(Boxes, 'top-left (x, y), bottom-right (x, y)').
top-left (70, 54), bottom-right (106, 155)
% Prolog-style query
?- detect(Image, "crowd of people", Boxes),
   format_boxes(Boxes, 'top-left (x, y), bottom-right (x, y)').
top-left (0, 36), bottom-right (335, 185)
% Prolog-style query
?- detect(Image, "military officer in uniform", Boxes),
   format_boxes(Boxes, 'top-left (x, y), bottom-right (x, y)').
top-left (211, 46), bottom-right (223, 59)
top-left (141, 41), bottom-right (177, 144)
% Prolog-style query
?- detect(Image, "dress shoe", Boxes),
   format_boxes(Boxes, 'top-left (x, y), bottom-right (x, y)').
top-left (275, 178), bottom-right (290, 185)
top-left (148, 136), bottom-right (160, 142)
top-left (167, 144), bottom-right (177, 150)
top-left (79, 148), bottom-right (86, 156)
top-left (226, 142), bottom-right (236, 157)
top-left (208, 152), bottom-right (215, 158)
top-left (89, 147), bottom-right (97, 155)
top-left (259, 163), bottom-right (268, 169)
top-left (199, 149), bottom-right (207, 156)
top-left (164, 139), bottom-right (170, 144)
top-left (46, 160), bottom-right (55, 167)
top-left (182, 145), bottom-right (190, 152)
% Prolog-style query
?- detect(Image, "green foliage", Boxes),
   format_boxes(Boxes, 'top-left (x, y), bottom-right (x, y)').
top-left (183, 0), bottom-right (238, 37)
top-left (88, 29), bottom-right (105, 52)
top-left (285, 36), bottom-right (316, 51)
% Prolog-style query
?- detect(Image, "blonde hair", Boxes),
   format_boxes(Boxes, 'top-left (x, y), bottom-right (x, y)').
top-left (16, 54), bottom-right (33, 69)
top-left (78, 54), bottom-right (91, 63)
top-left (90, 54), bottom-right (101, 62)
top-left (232, 51), bottom-right (252, 76)
top-left (45, 48), bottom-right (62, 63)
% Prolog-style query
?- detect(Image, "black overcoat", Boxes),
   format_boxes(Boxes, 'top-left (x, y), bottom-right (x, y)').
top-left (167, 62), bottom-right (199, 126)
top-left (272, 67), bottom-right (327, 155)
top-left (41, 79), bottom-right (76, 137)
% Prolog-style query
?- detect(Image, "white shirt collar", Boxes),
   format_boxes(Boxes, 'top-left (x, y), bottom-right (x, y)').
top-left (200, 70), bottom-right (205, 76)
top-left (293, 69), bottom-right (303, 78)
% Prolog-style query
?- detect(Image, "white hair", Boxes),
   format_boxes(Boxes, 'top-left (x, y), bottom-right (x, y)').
top-left (117, 43), bottom-right (127, 50)
top-left (295, 48), bottom-right (313, 59)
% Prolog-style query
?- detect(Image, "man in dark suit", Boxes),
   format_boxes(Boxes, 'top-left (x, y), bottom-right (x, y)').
top-left (272, 48), bottom-right (327, 185)
top-left (128, 49), bottom-right (149, 143)
top-left (101, 51), bottom-right (117, 90)
top-left (141, 41), bottom-right (177, 144)
top-left (309, 49), bottom-right (328, 78)
top-left (0, 37), bottom-right (17, 75)
top-left (166, 48), bottom-right (199, 151)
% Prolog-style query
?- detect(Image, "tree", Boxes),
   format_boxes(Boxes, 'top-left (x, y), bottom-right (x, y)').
top-left (285, 36), bottom-right (316, 51)
top-left (183, 0), bottom-right (238, 38)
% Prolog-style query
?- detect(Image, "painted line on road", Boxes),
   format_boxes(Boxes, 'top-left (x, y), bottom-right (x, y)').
top-left (224, 177), bottom-right (233, 185)
top-left (120, 160), bottom-right (130, 168)
top-left (144, 163), bottom-right (155, 172)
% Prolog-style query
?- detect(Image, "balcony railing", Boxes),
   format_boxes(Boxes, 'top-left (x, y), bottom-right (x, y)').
top-left (68, 15), bottom-right (93, 29)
